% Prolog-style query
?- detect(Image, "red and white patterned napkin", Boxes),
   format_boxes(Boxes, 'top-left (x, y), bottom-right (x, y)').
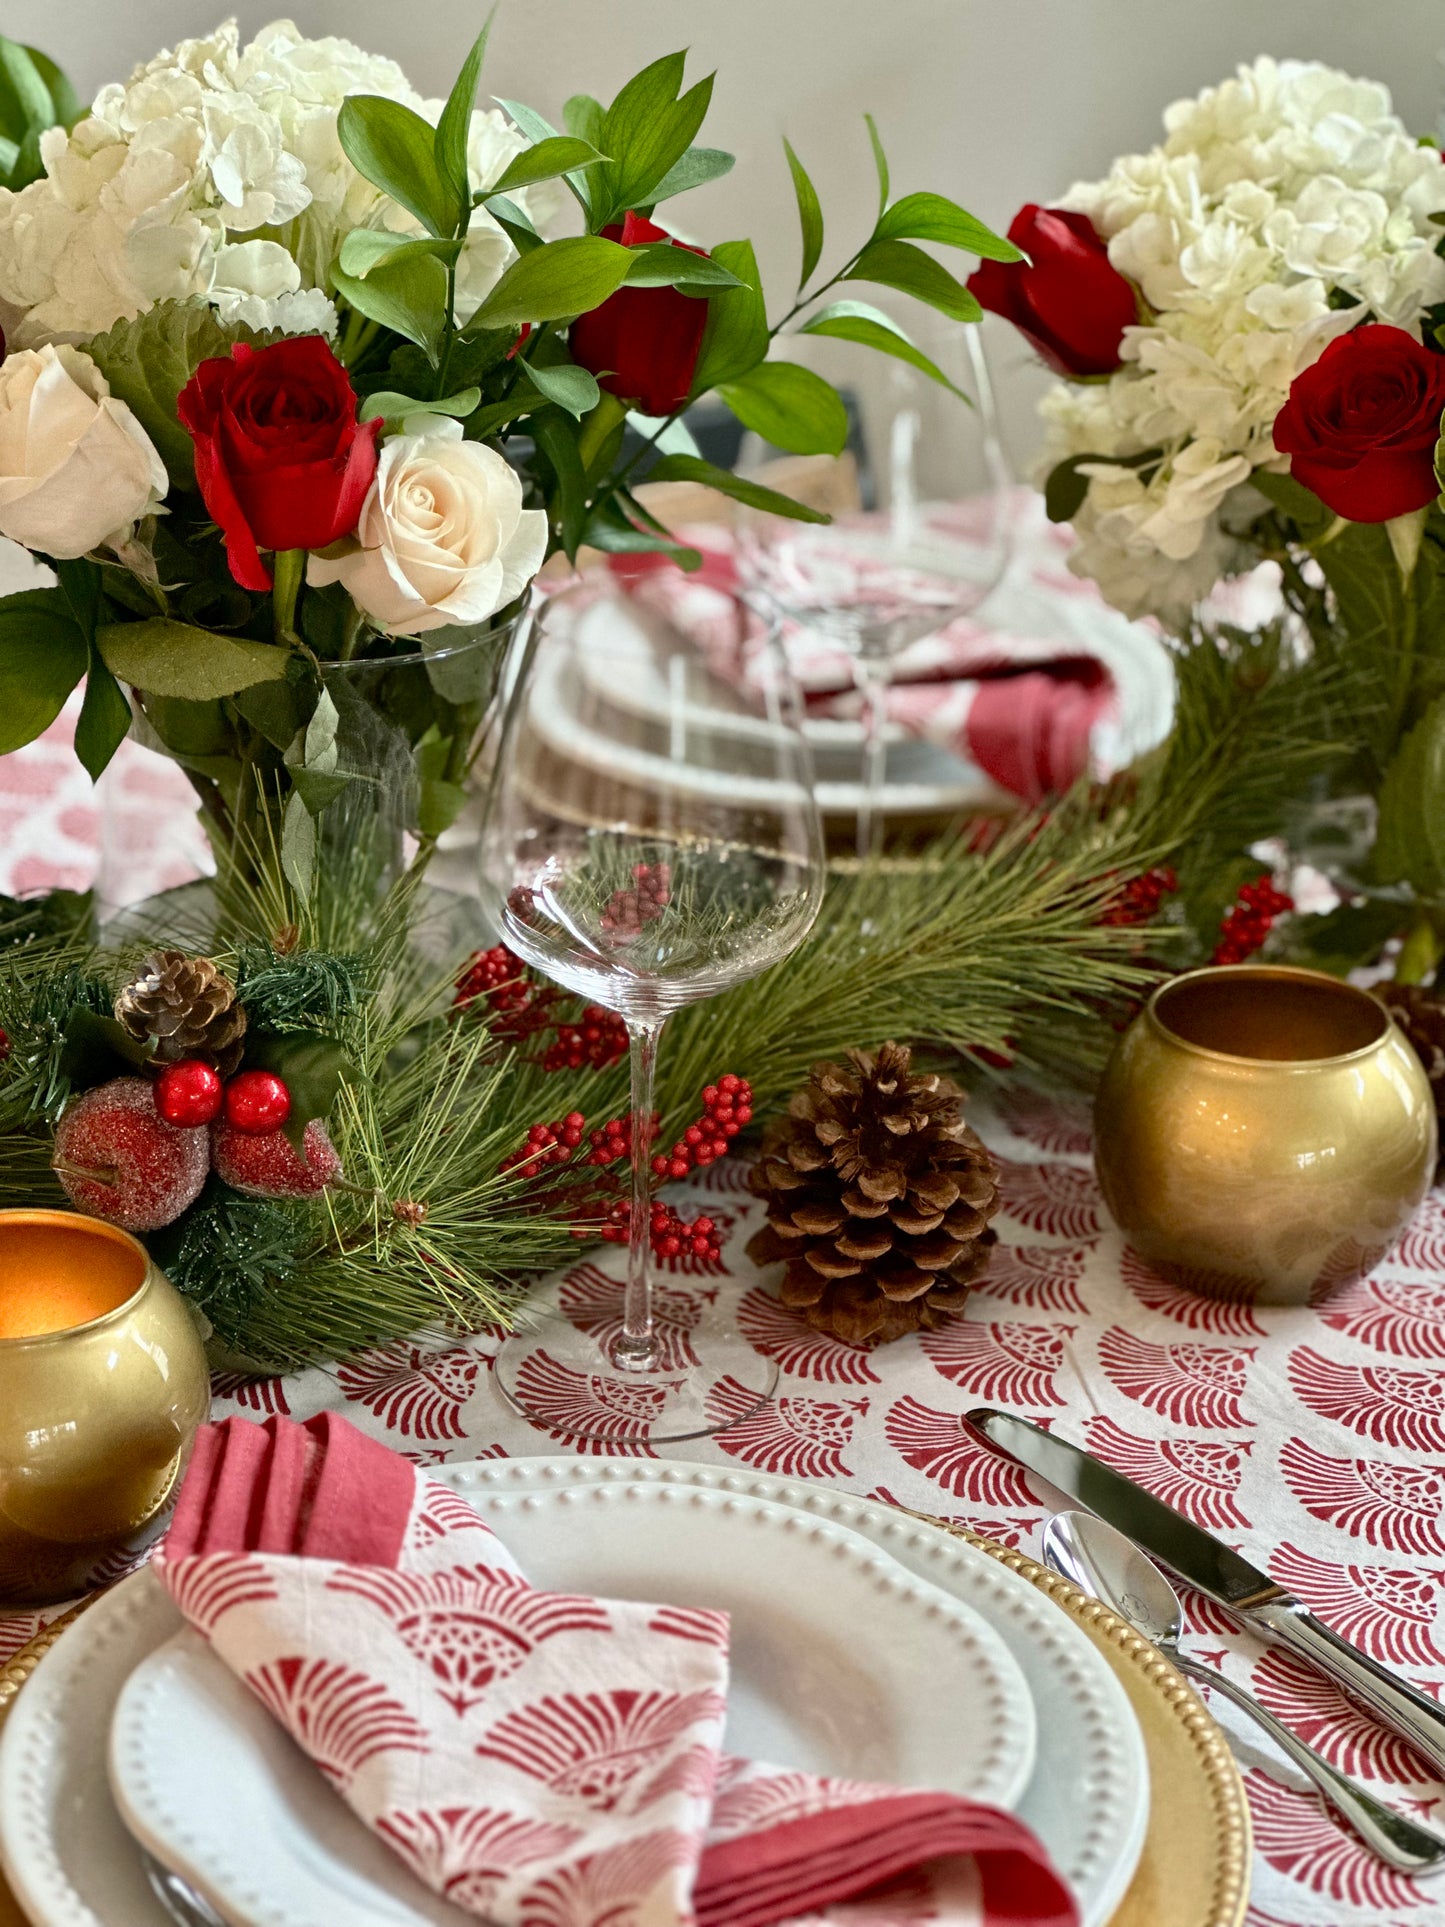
top-left (154, 1414), bottom-right (1077, 1927)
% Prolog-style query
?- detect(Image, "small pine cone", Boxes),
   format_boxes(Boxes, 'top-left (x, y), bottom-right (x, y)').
top-left (115, 949), bottom-right (248, 1078)
top-left (746, 1042), bottom-right (1001, 1347)
top-left (1377, 983), bottom-right (1445, 1138)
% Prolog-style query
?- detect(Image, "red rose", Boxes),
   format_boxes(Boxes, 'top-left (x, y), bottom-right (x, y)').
top-left (1273, 325), bottom-right (1445, 523)
top-left (177, 336), bottom-right (380, 591)
top-left (968, 205), bottom-right (1137, 379)
top-left (569, 212), bottom-right (709, 417)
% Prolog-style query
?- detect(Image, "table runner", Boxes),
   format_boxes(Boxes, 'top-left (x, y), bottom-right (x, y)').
top-left (6, 1089), bottom-right (1443, 1927)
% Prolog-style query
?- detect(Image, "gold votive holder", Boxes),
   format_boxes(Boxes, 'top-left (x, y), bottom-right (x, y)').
top-left (1094, 965), bottom-right (1438, 1305)
top-left (0, 1211), bottom-right (210, 1606)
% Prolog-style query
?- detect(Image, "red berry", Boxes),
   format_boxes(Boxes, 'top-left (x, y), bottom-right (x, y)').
top-left (223, 1069), bottom-right (292, 1135)
top-left (0, 1026), bottom-right (10, 1063)
top-left (54, 1076), bottom-right (209, 1231)
top-left (212, 1117), bottom-right (341, 1198)
top-left (154, 1059), bottom-right (223, 1128)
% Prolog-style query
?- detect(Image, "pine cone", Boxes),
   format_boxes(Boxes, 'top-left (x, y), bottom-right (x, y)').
top-left (115, 950), bottom-right (247, 1077)
top-left (747, 1042), bottom-right (1000, 1346)
top-left (1377, 983), bottom-right (1445, 1147)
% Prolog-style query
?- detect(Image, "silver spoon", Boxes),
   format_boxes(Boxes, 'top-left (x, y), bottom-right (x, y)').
top-left (141, 1851), bottom-right (229, 1927)
top-left (1042, 1508), bottom-right (1445, 1876)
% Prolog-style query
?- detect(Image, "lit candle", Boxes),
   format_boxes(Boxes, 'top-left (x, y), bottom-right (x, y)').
top-left (0, 1213), bottom-right (143, 1338)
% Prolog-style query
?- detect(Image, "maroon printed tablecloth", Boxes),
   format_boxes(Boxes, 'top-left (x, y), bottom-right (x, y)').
top-left (6, 736), bottom-right (1445, 1927)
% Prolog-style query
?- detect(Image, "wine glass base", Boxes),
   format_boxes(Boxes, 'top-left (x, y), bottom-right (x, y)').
top-left (493, 1283), bottom-right (780, 1445)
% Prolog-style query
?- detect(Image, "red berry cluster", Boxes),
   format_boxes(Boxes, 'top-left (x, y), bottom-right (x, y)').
top-left (600, 863), bottom-right (671, 943)
top-left (153, 1060), bottom-right (291, 1134)
top-left (594, 1198), bottom-right (721, 1264)
top-left (1101, 865), bottom-right (1178, 927)
top-left (651, 1075), bottom-right (753, 1180)
top-left (454, 944), bottom-right (556, 1040)
top-left (542, 1005), bottom-right (628, 1072)
top-left (500, 1111), bottom-right (587, 1174)
top-left (583, 1110), bottom-right (658, 1167)
top-left (1211, 876), bottom-right (1294, 966)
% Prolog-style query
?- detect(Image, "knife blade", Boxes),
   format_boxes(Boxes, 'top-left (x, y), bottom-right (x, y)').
top-left (967, 1407), bottom-right (1445, 1780)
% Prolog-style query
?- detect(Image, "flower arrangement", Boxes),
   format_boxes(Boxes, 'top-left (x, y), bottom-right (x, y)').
top-left (0, 16), bottom-right (1015, 905)
top-left (977, 57), bottom-right (1445, 985)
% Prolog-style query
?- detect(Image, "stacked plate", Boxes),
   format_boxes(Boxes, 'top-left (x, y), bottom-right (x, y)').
top-left (0, 1459), bottom-right (1151, 1927)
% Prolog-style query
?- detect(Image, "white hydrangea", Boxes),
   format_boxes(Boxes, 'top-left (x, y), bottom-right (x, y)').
top-left (1036, 57), bottom-right (1445, 623)
top-left (0, 16), bottom-right (547, 347)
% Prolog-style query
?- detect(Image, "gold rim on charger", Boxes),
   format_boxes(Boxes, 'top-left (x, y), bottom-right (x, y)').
top-left (0, 1528), bottom-right (1250, 1927)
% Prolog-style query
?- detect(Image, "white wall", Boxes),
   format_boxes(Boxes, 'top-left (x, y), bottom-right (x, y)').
top-left (9, 0), bottom-right (1445, 465)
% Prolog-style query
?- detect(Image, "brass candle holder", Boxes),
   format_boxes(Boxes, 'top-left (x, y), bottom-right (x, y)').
top-left (1095, 965), bottom-right (1438, 1305)
top-left (0, 1211), bottom-right (210, 1606)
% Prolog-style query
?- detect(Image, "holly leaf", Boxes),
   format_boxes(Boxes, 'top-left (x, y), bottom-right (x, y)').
top-left (244, 1031), bottom-right (357, 1151)
top-left (58, 1010), bottom-right (154, 1093)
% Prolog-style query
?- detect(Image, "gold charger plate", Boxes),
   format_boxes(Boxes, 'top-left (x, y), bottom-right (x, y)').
top-left (0, 1529), bottom-right (1250, 1927)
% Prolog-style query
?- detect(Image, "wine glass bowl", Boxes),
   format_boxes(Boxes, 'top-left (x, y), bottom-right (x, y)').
top-left (480, 576), bottom-right (825, 1440)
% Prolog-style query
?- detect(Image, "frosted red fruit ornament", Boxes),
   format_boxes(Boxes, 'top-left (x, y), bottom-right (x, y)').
top-left (154, 1059), bottom-right (223, 1128)
top-left (211, 1117), bottom-right (342, 1198)
top-left (222, 1069), bottom-right (291, 1134)
top-left (53, 1076), bottom-right (209, 1231)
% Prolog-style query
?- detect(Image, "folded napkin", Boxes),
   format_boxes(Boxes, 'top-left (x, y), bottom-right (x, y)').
top-left (603, 502), bottom-right (1173, 805)
top-left (155, 1415), bottom-right (1077, 1927)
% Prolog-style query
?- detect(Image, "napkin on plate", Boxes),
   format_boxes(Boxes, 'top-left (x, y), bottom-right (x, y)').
top-left (154, 1415), bottom-right (1078, 1927)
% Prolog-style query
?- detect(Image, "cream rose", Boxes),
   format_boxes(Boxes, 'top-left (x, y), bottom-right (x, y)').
top-left (309, 420), bottom-right (547, 635)
top-left (0, 344), bottom-right (168, 558)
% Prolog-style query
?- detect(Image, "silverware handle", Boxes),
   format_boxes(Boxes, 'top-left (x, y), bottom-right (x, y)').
top-left (1175, 1655), bottom-right (1445, 1874)
top-left (1254, 1600), bottom-right (1445, 1781)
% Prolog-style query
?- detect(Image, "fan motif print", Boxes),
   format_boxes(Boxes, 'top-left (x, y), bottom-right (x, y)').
top-left (338, 1340), bottom-right (484, 1441)
top-left (1095, 1328), bottom-right (1253, 1428)
top-left (560, 1264), bottom-right (712, 1373)
top-left (242, 1656), bottom-right (432, 1786)
top-left (920, 1319), bottom-right (1071, 1408)
top-left (326, 1564), bottom-right (612, 1714)
top-left (375, 1805), bottom-right (585, 1911)
top-left (194, 1087), bottom-right (1445, 1927)
top-left (474, 1688), bottom-right (727, 1810)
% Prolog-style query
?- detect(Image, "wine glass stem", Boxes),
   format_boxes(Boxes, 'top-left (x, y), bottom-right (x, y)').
top-left (853, 643), bottom-right (891, 864)
top-left (612, 1016), bottom-right (665, 1374)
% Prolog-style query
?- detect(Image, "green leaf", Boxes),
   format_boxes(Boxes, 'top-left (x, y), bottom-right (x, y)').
top-left (500, 98), bottom-right (560, 145)
top-left (84, 300), bottom-right (271, 487)
top-left (560, 95), bottom-right (607, 211)
top-left (280, 791), bottom-right (316, 900)
top-left (690, 238), bottom-right (768, 395)
top-left (525, 361), bottom-right (601, 419)
top-left (783, 139), bottom-right (824, 291)
top-left (531, 409), bottom-right (589, 561)
top-left (245, 1031), bottom-right (357, 1150)
top-left (487, 135), bottom-right (608, 197)
top-left (337, 94), bottom-right (450, 235)
top-left (337, 229), bottom-right (462, 277)
top-left (845, 239), bottom-right (981, 321)
top-left (0, 589), bottom-right (87, 752)
top-left (470, 235), bottom-right (633, 330)
top-left (0, 37), bottom-right (54, 141)
top-left (584, 494), bottom-right (703, 572)
top-left (717, 361), bottom-right (849, 456)
top-left (359, 386), bottom-right (481, 429)
top-left (24, 46), bottom-right (78, 128)
top-left (483, 194), bottom-right (544, 254)
top-left (646, 146), bottom-right (735, 205)
top-left (875, 191), bottom-right (1020, 260)
top-left (645, 454), bottom-right (831, 522)
top-left (59, 1010), bottom-right (153, 1092)
top-left (622, 245), bottom-right (740, 289)
top-left (863, 113), bottom-right (890, 221)
top-left (435, 14), bottom-right (494, 230)
top-left (333, 249), bottom-right (449, 360)
top-left (800, 300), bottom-right (964, 395)
top-left (97, 620), bottom-right (292, 701)
top-left (1043, 445), bottom-right (1164, 523)
top-left (74, 651), bottom-right (132, 780)
top-left (1376, 693), bottom-right (1445, 896)
top-left (231, 677), bottom-right (306, 752)
top-left (595, 54), bottom-right (713, 227)
top-left (415, 723), bottom-right (468, 837)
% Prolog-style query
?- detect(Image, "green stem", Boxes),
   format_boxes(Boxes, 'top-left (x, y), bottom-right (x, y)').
top-left (272, 548), bottom-right (305, 647)
top-left (435, 264), bottom-right (459, 399)
top-left (1389, 577), bottom-right (1421, 759)
top-left (1395, 909), bottom-right (1443, 987)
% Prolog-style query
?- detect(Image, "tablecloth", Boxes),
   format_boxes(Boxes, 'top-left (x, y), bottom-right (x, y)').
top-left (6, 1092), bottom-right (1445, 1927)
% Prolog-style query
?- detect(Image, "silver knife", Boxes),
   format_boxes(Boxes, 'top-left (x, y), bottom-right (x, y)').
top-left (966, 1407), bottom-right (1445, 1781)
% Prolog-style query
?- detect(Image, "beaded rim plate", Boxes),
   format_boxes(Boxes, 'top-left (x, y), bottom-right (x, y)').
top-left (0, 1481), bottom-right (1248, 1927)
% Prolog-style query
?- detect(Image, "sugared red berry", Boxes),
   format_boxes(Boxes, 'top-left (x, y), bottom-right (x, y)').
top-left (212, 1117), bottom-right (341, 1198)
top-left (223, 1069), bottom-right (291, 1135)
top-left (54, 1076), bottom-right (208, 1231)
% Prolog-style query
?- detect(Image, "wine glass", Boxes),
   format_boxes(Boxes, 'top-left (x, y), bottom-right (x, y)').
top-left (735, 324), bottom-right (1012, 860)
top-left (479, 574), bottom-right (825, 1443)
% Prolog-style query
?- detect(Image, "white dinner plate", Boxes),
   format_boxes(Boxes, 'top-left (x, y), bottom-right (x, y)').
top-left (0, 1461), bottom-right (1146, 1927)
top-left (108, 1483), bottom-right (1036, 1927)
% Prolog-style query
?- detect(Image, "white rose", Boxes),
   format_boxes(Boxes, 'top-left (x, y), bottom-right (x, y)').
top-left (0, 344), bottom-right (168, 557)
top-left (308, 420), bottom-right (547, 635)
